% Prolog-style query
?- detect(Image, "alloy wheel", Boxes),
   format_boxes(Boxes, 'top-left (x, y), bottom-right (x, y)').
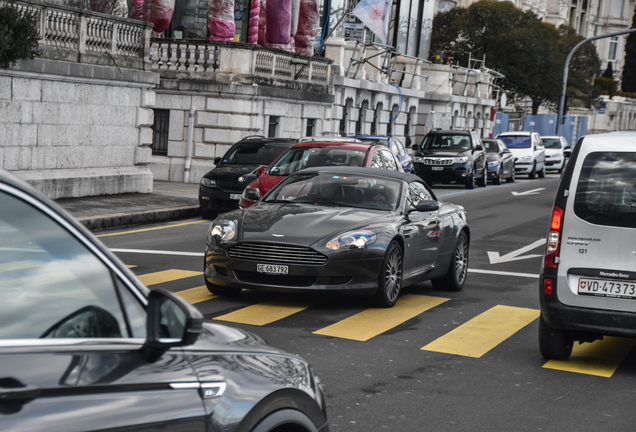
top-left (454, 236), bottom-right (468, 285)
top-left (384, 247), bottom-right (403, 302)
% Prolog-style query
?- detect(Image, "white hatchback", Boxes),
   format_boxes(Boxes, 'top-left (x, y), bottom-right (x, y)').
top-left (541, 135), bottom-right (570, 173)
top-left (539, 131), bottom-right (636, 360)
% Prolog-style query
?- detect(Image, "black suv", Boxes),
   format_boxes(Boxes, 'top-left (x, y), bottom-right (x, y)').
top-left (199, 136), bottom-right (298, 219)
top-left (411, 130), bottom-right (487, 189)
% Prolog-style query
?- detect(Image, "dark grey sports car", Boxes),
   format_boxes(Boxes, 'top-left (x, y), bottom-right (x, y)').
top-left (204, 167), bottom-right (470, 307)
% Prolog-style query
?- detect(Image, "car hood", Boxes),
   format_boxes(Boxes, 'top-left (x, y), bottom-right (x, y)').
top-left (203, 164), bottom-right (261, 181)
top-left (486, 153), bottom-right (501, 162)
top-left (544, 148), bottom-right (562, 156)
top-left (239, 203), bottom-right (383, 246)
top-left (508, 148), bottom-right (533, 157)
top-left (415, 149), bottom-right (470, 158)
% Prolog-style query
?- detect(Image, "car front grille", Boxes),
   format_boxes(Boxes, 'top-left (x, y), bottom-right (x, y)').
top-left (227, 243), bottom-right (328, 265)
top-left (423, 158), bottom-right (453, 165)
top-left (217, 180), bottom-right (247, 192)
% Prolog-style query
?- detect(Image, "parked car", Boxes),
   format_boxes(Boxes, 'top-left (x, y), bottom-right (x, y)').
top-left (199, 136), bottom-right (298, 219)
top-left (482, 138), bottom-right (515, 184)
top-left (238, 141), bottom-right (403, 208)
top-left (411, 129), bottom-right (487, 189)
top-left (350, 135), bottom-right (415, 173)
top-left (497, 131), bottom-right (546, 179)
top-left (539, 131), bottom-right (636, 360)
top-left (206, 167), bottom-right (470, 308)
top-left (0, 169), bottom-right (328, 432)
top-left (541, 135), bottom-right (570, 173)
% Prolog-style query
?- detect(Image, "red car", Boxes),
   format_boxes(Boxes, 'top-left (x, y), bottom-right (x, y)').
top-left (239, 141), bottom-right (403, 208)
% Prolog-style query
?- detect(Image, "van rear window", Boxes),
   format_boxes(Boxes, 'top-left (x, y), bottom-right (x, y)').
top-left (573, 152), bottom-right (636, 229)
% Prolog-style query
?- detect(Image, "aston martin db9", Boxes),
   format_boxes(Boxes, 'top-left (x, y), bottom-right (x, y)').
top-left (204, 167), bottom-right (470, 307)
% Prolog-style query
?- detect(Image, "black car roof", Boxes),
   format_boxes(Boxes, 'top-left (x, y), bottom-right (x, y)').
top-left (293, 166), bottom-right (423, 183)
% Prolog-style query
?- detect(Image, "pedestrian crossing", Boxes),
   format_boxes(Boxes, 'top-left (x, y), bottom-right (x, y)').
top-left (134, 268), bottom-right (636, 378)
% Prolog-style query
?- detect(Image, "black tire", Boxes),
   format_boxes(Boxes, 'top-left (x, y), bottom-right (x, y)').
top-left (538, 165), bottom-right (546, 178)
top-left (465, 173), bottom-right (476, 189)
top-left (477, 166), bottom-right (487, 187)
top-left (538, 314), bottom-right (573, 360)
top-left (493, 166), bottom-right (503, 185)
top-left (431, 231), bottom-right (468, 291)
top-left (205, 276), bottom-right (242, 295)
top-left (506, 166), bottom-right (515, 183)
top-left (528, 163), bottom-right (537, 179)
top-left (374, 241), bottom-right (403, 308)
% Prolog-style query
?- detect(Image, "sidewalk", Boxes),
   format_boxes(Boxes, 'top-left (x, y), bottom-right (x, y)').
top-left (55, 181), bottom-right (202, 231)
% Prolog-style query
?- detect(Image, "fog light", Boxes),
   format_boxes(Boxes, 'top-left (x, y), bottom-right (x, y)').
top-left (461, 172), bottom-right (467, 177)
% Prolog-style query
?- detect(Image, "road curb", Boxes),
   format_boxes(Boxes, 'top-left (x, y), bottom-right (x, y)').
top-left (77, 205), bottom-right (201, 231)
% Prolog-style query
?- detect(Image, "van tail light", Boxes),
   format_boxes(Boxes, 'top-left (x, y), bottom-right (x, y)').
top-left (544, 205), bottom-right (564, 269)
top-left (543, 278), bottom-right (554, 295)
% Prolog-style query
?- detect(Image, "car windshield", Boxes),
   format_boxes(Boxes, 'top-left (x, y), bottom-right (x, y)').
top-left (542, 139), bottom-right (562, 149)
top-left (499, 136), bottom-right (531, 148)
top-left (483, 140), bottom-right (499, 153)
top-left (220, 142), bottom-right (291, 165)
top-left (268, 147), bottom-right (367, 176)
top-left (264, 173), bottom-right (402, 211)
top-left (420, 134), bottom-right (471, 151)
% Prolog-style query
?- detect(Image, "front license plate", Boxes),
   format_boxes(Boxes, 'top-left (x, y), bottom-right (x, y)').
top-left (431, 167), bottom-right (444, 171)
top-left (230, 194), bottom-right (242, 200)
top-left (257, 264), bottom-right (289, 275)
top-left (578, 278), bottom-right (636, 299)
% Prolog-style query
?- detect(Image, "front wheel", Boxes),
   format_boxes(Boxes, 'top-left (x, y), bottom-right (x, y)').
top-left (506, 166), bottom-right (515, 183)
top-left (374, 241), bottom-right (403, 307)
top-left (493, 166), bottom-right (503, 185)
top-left (477, 165), bottom-right (487, 187)
top-left (538, 314), bottom-right (573, 360)
top-left (431, 231), bottom-right (468, 291)
top-left (528, 163), bottom-right (537, 179)
top-left (465, 174), bottom-right (476, 189)
top-left (538, 165), bottom-right (546, 178)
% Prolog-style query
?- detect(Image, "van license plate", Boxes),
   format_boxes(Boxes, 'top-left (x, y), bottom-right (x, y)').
top-left (230, 194), bottom-right (242, 200)
top-left (431, 167), bottom-right (443, 171)
top-left (257, 264), bottom-right (288, 275)
top-left (578, 278), bottom-right (636, 298)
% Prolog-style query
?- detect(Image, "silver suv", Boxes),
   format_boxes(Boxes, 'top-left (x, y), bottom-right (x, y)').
top-left (539, 131), bottom-right (636, 360)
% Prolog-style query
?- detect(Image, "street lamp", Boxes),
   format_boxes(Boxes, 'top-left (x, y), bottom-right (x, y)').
top-left (556, 28), bottom-right (636, 136)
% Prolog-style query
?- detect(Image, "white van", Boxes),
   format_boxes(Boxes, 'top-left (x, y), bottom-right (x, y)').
top-left (539, 131), bottom-right (636, 360)
top-left (497, 131), bottom-right (546, 178)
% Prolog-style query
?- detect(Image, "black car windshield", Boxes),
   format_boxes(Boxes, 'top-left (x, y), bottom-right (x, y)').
top-left (268, 147), bottom-right (367, 176)
top-left (482, 140), bottom-right (499, 153)
top-left (499, 136), bottom-right (531, 148)
top-left (264, 173), bottom-right (402, 211)
top-left (420, 134), bottom-right (471, 151)
top-left (542, 139), bottom-right (562, 149)
top-left (221, 142), bottom-right (291, 165)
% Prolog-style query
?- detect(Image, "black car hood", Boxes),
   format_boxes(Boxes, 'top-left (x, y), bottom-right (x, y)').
top-left (203, 164), bottom-right (261, 181)
top-left (415, 149), bottom-right (470, 158)
top-left (239, 203), bottom-right (383, 247)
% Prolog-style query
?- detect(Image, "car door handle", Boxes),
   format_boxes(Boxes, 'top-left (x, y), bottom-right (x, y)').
top-left (0, 380), bottom-right (40, 402)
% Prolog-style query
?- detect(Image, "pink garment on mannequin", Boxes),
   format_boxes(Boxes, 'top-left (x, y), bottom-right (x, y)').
top-left (294, 0), bottom-right (318, 55)
top-left (266, 0), bottom-right (292, 51)
top-left (248, 0), bottom-right (260, 43)
top-left (208, 0), bottom-right (235, 41)
top-left (132, 0), bottom-right (175, 34)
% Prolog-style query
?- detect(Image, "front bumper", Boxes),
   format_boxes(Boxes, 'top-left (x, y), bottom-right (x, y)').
top-left (414, 163), bottom-right (471, 184)
top-left (540, 273), bottom-right (636, 339)
top-left (486, 165), bottom-right (500, 179)
top-left (199, 185), bottom-right (243, 217)
top-left (545, 157), bottom-right (564, 169)
top-left (514, 162), bottom-right (534, 174)
top-left (205, 245), bottom-right (383, 294)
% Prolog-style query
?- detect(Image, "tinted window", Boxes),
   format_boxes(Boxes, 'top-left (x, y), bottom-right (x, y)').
top-left (0, 191), bottom-right (136, 339)
top-left (268, 147), bottom-right (367, 176)
top-left (381, 150), bottom-right (398, 171)
top-left (406, 182), bottom-right (433, 208)
top-left (221, 142), bottom-right (291, 165)
top-left (542, 139), bottom-right (562, 149)
top-left (499, 136), bottom-right (531, 148)
top-left (482, 140), bottom-right (499, 153)
top-left (573, 152), bottom-right (636, 229)
top-left (420, 134), bottom-right (471, 151)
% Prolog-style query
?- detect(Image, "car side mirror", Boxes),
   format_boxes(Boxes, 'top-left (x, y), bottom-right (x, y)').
top-left (256, 167), bottom-right (266, 176)
top-left (243, 187), bottom-right (261, 202)
top-left (411, 144), bottom-right (419, 151)
top-left (503, 148), bottom-right (511, 153)
top-left (563, 147), bottom-right (572, 157)
top-left (475, 144), bottom-right (484, 151)
top-left (408, 200), bottom-right (440, 214)
top-left (143, 289), bottom-right (203, 360)
top-left (213, 157), bottom-right (221, 165)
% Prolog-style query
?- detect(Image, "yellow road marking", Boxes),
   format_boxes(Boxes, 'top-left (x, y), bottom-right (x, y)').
top-left (543, 337), bottom-right (636, 378)
top-left (214, 296), bottom-right (321, 326)
top-left (126, 265), bottom-right (137, 268)
top-left (314, 294), bottom-right (449, 341)
top-left (422, 305), bottom-right (539, 358)
top-left (176, 285), bottom-right (218, 304)
top-left (137, 269), bottom-right (202, 286)
top-left (96, 220), bottom-right (207, 238)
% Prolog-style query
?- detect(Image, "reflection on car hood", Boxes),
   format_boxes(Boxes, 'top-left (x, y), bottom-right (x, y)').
top-left (240, 203), bottom-right (381, 246)
top-left (186, 322), bottom-right (288, 355)
top-left (486, 153), bottom-right (501, 162)
top-left (203, 164), bottom-right (261, 181)
top-left (415, 150), bottom-right (470, 158)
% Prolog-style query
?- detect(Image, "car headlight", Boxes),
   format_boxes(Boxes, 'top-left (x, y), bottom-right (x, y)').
top-left (487, 161), bottom-right (499, 167)
top-left (453, 156), bottom-right (469, 163)
top-left (210, 220), bottom-right (237, 242)
top-left (519, 155), bottom-right (532, 162)
top-left (201, 178), bottom-right (216, 187)
top-left (413, 156), bottom-right (424, 163)
top-left (326, 230), bottom-right (377, 250)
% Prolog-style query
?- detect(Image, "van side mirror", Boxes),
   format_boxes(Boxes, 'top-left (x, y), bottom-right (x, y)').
top-left (213, 157), bottom-right (221, 165)
top-left (143, 289), bottom-right (203, 359)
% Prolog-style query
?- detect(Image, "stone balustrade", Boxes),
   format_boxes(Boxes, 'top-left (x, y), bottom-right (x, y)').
top-left (149, 39), bottom-right (332, 93)
top-left (2, 0), bottom-right (153, 70)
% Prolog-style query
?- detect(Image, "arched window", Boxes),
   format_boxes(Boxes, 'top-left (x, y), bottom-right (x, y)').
top-left (340, 98), bottom-right (353, 137)
top-left (356, 100), bottom-right (369, 135)
top-left (371, 102), bottom-right (383, 135)
top-left (387, 103), bottom-right (399, 135)
top-left (405, 106), bottom-right (416, 147)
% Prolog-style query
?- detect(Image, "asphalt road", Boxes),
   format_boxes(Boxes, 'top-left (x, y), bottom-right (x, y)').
top-left (99, 173), bottom-right (636, 432)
